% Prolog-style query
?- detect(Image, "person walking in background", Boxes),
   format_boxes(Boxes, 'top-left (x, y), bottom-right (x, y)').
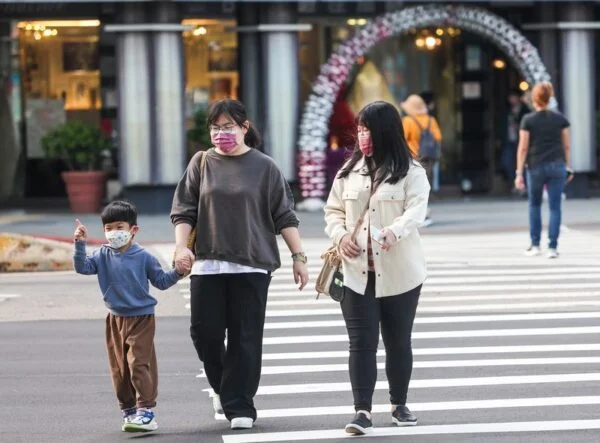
top-left (73, 201), bottom-right (186, 433)
top-left (501, 90), bottom-right (529, 192)
top-left (170, 99), bottom-right (309, 430)
top-left (324, 101), bottom-right (430, 435)
top-left (515, 82), bottom-right (574, 258)
top-left (401, 94), bottom-right (442, 227)
top-left (420, 91), bottom-right (441, 193)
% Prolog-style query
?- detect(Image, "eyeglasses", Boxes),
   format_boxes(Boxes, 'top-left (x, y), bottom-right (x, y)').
top-left (209, 125), bottom-right (236, 134)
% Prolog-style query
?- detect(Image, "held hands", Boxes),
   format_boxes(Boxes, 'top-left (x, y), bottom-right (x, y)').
top-left (293, 261), bottom-right (309, 290)
top-left (74, 219), bottom-right (88, 241)
top-left (174, 244), bottom-right (194, 275)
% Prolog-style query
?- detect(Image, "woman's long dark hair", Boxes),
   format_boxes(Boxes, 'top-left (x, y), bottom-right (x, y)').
top-left (338, 101), bottom-right (412, 185)
top-left (207, 99), bottom-right (261, 148)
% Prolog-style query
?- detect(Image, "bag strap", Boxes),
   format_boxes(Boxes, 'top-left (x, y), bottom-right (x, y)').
top-left (409, 115), bottom-right (424, 131)
top-left (199, 150), bottom-right (207, 172)
top-left (349, 179), bottom-right (381, 242)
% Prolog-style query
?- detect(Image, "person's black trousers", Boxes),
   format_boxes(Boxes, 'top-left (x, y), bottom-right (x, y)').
top-left (341, 272), bottom-right (421, 411)
top-left (189, 272), bottom-right (271, 421)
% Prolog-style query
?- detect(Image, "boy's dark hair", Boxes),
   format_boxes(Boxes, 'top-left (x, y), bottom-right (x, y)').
top-left (101, 200), bottom-right (138, 226)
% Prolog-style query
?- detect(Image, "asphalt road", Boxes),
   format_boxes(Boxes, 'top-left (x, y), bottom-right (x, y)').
top-left (2, 228), bottom-right (600, 442)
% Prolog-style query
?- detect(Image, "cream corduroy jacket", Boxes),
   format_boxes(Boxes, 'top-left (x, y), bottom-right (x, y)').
top-left (324, 158), bottom-right (430, 298)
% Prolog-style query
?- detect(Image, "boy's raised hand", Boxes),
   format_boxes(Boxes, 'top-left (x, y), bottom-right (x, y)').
top-left (74, 219), bottom-right (88, 241)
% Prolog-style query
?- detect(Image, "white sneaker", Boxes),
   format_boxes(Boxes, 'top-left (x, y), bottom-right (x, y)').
top-left (231, 417), bottom-right (253, 430)
top-left (547, 248), bottom-right (559, 259)
top-left (123, 409), bottom-right (158, 433)
top-left (524, 246), bottom-right (541, 256)
top-left (212, 394), bottom-right (224, 415)
top-left (422, 217), bottom-right (433, 227)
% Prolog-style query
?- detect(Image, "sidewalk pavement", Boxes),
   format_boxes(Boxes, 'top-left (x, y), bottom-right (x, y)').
top-left (0, 197), bottom-right (598, 249)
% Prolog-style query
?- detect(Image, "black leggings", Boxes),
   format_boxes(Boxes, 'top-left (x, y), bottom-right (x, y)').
top-left (341, 272), bottom-right (421, 411)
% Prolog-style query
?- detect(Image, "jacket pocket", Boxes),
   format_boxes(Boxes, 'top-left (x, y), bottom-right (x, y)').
top-left (342, 189), bottom-right (361, 225)
top-left (377, 190), bottom-right (406, 225)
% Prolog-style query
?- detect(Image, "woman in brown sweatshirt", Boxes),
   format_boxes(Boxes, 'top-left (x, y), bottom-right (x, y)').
top-left (170, 99), bottom-right (309, 430)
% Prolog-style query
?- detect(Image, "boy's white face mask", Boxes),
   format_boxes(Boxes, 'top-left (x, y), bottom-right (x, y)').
top-left (105, 230), bottom-right (132, 249)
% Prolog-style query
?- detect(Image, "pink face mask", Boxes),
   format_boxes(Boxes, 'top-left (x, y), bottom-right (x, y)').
top-left (358, 135), bottom-right (373, 157)
top-left (212, 133), bottom-right (238, 153)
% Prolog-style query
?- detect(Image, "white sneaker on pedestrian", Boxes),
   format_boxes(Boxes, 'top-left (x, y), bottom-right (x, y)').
top-left (523, 246), bottom-right (541, 257)
top-left (422, 217), bottom-right (433, 227)
top-left (212, 393), bottom-right (224, 415)
top-left (547, 248), bottom-right (559, 259)
top-left (230, 417), bottom-right (253, 430)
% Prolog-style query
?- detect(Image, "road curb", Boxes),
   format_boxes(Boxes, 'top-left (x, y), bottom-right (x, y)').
top-left (0, 233), bottom-right (73, 272)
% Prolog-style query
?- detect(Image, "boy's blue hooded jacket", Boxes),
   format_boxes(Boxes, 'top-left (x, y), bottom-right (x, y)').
top-left (74, 241), bottom-right (180, 316)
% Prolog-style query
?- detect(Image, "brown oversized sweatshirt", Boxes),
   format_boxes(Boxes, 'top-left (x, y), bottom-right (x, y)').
top-left (170, 148), bottom-right (299, 272)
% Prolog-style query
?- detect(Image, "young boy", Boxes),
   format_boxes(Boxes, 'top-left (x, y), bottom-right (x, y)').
top-left (73, 200), bottom-right (189, 433)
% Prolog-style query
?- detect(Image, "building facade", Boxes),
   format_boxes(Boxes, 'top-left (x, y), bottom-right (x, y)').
top-left (0, 1), bottom-right (598, 212)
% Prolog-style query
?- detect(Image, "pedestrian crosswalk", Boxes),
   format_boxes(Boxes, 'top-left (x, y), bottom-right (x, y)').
top-left (153, 228), bottom-right (600, 441)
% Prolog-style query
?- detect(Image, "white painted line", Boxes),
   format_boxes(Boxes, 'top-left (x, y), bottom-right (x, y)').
top-left (209, 373), bottom-right (600, 396)
top-left (424, 282), bottom-right (600, 292)
top-left (221, 419), bottom-right (600, 442)
top-left (268, 273), bottom-right (600, 291)
top-left (0, 294), bottom-right (21, 300)
top-left (240, 396), bottom-right (600, 419)
top-left (264, 287), bottom-right (600, 299)
top-left (262, 344), bottom-right (600, 360)
top-left (197, 357), bottom-right (600, 377)
top-left (263, 311), bottom-right (600, 329)
top-left (420, 291), bottom-right (600, 303)
top-left (266, 291), bottom-right (600, 305)
top-left (426, 273), bottom-right (600, 285)
top-left (416, 301), bottom-right (600, 312)
top-left (266, 300), bottom-right (600, 317)
top-left (262, 326), bottom-right (600, 345)
top-left (263, 288), bottom-right (600, 301)
top-left (419, 267), bottom-right (600, 277)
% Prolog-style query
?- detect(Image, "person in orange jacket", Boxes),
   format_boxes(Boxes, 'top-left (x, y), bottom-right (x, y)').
top-left (401, 94), bottom-right (442, 226)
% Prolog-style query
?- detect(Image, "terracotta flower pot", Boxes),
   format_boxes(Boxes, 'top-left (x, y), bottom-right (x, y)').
top-left (61, 171), bottom-right (107, 213)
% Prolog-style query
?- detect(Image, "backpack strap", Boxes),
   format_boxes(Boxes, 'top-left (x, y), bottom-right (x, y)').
top-left (408, 115), bottom-right (424, 131)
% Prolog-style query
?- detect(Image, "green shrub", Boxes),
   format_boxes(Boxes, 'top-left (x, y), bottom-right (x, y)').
top-left (41, 121), bottom-right (111, 171)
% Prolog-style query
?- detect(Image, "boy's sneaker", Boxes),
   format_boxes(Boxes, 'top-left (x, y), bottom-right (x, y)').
top-left (345, 410), bottom-right (373, 435)
top-left (123, 408), bottom-right (158, 433)
top-left (230, 417), bottom-right (253, 430)
top-left (547, 248), bottom-right (559, 259)
top-left (392, 405), bottom-right (417, 426)
top-left (523, 245), bottom-right (541, 256)
top-left (121, 408), bottom-right (136, 432)
top-left (422, 217), bottom-right (433, 228)
top-left (212, 393), bottom-right (224, 415)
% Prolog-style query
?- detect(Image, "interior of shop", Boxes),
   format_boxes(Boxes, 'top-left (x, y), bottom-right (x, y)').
top-left (300, 19), bottom-right (526, 195)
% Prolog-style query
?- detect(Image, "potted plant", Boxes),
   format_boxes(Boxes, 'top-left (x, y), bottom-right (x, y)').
top-left (41, 121), bottom-right (112, 213)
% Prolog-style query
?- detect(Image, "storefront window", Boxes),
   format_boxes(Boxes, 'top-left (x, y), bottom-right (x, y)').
top-left (18, 20), bottom-right (101, 163)
top-left (19, 20), bottom-right (101, 111)
top-left (182, 19), bottom-right (237, 117)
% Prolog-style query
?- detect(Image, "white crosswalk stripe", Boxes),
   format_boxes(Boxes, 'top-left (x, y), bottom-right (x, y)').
top-left (152, 229), bottom-right (600, 441)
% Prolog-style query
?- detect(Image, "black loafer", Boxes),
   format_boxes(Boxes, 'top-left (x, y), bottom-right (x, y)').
top-left (345, 411), bottom-right (373, 435)
top-left (392, 405), bottom-right (417, 426)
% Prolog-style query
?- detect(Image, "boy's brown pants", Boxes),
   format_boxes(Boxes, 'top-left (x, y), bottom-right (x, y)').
top-left (105, 313), bottom-right (158, 410)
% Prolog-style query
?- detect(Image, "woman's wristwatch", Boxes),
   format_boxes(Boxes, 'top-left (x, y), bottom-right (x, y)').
top-left (291, 252), bottom-right (308, 264)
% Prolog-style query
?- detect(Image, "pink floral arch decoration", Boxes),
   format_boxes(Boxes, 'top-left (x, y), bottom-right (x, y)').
top-left (296, 4), bottom-right (552, 211)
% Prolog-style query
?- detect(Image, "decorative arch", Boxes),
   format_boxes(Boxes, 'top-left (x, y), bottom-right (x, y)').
top-left (296, 4), bottom-right (552, 210)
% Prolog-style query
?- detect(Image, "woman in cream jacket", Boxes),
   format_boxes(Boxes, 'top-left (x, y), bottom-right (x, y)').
top-left (324, 101), bottom-right (430, 435)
